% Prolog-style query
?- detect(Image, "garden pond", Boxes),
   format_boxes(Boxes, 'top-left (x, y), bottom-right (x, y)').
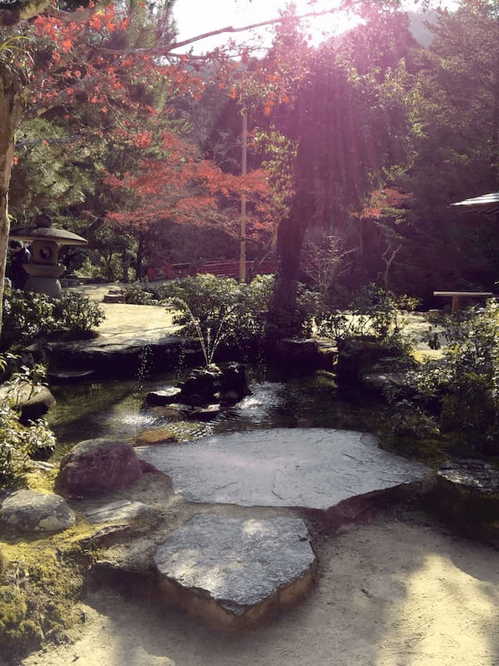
top-left (47, 366), bottom-right (388, 454)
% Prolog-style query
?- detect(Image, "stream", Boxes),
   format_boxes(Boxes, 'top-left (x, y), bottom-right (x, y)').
top-left (48, 366), bottom-right (385, 453)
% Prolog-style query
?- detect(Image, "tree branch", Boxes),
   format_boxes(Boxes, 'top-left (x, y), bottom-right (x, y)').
top-left (98, 7), bottom-right (351, 56)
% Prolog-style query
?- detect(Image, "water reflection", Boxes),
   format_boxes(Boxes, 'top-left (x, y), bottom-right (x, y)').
top-left (49, 368), bottom-right (381, 450)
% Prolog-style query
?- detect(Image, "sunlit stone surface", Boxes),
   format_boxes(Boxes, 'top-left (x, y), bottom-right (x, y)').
top-left (154, 514), bottom-right (315, 626)
top-left (137, 428), bottom-right (428, 512)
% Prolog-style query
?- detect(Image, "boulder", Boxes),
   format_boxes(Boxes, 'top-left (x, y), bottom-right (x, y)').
top-left (178, 365), bottom-right (221, 405)
top-left (361, 371), bottom-right (412, 397)
top-left (0, 382), bottom-right (56, 423)
top-left (147, 404), bottom-right (188, 420)
top-left (218, 363), bottom-right (250, 403)
top-left (47, 369), bottom-right (95, 383)
top-left (103, 290), bottom-right (125, 303)
top-left (154, 514), bottom-right (316, 628)
top-left (177, 363), bottom-right (249, 407)
top-left (45, 334), bottom-right (201, 378)
top-left (0, 490), bottom-right (75, 533)
top-left (56, 438), bottom-right (144, 498)
top-left (188, 404), bottom-right (221, 421)
top-left (274, 338), bottom-right (320, 366)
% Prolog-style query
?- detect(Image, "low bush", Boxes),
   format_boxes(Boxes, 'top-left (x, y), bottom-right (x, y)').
top-left (121, 284), bottom-right (159, 305)
top-left (52, 292), bottom-right (104, 335)
top-left (316, 283), bottom-right (418, 348)
top-left (0, 355), bottom-right (56, 487)
top-left (2, 291), bottom-right (55, 346)
top-left (382, 301), bottom-right (499, 458)
top-left (2, 290), bottom-right (104, 348)
top-left (0, 405), bottom-right (55, 487)
top-left (157, 274), bottom-right (279, 362)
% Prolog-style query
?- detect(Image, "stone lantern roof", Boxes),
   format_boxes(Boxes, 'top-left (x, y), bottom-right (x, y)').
top-left (10, 226), bottom-right (87, 247)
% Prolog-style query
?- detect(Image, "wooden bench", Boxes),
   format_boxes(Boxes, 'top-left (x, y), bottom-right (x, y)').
top-left (433, 291), bottom-right (494, 312)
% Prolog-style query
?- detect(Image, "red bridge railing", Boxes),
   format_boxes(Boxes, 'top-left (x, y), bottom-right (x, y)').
top-left (146, 259), bottom-right (277, 282)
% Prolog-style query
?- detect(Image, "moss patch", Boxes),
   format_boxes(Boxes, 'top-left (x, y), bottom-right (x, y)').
top-left (0, 514), bottom-right (105, 664)
top-left (0, 538), bottom-right (88, 663)
top-left (23, 467), bottom-right (58, 494)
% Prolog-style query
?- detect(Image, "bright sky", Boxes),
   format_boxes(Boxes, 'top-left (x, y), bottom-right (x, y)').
top-left (173, 0), bottom-right (458, 54)
top-left (173, 0), bottom-right (363, 53)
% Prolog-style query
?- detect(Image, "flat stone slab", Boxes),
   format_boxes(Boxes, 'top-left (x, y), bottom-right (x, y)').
top-left (46, 334), bottom-right (200, 377)
top-left (137, 428), bottom-right (428, 512)
top-left (154, 514), bottom-right (315, 627)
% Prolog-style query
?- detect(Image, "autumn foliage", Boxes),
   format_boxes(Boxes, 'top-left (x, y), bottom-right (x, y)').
top-left (27, 2), bottom-right (277, 244)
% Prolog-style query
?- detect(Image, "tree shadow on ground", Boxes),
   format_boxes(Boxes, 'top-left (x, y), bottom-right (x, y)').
top-left (31, 510), bottom-right (498, 666)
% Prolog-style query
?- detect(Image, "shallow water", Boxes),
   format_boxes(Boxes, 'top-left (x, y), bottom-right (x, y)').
top-left (48, 366), bottom-right (383, 451)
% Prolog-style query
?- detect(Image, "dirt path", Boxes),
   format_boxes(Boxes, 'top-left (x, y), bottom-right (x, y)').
top-left (21, 515), bottom-right (499, 666)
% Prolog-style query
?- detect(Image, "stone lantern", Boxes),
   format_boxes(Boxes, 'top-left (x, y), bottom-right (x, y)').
top-left (9, 221), bottom-right (87, 298)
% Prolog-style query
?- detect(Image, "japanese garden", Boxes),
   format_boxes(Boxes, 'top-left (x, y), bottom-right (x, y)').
top-left (0, 0), bottom-right (498, 664)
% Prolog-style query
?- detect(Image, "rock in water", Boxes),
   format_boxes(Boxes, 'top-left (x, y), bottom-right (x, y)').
top-left (154, 514), bottom-right (316, 628)
top-left (0, 490), bottom-right (75, 533)
top-left (136, 428), bottom-right (429, 515)
top-left (56, 438), bottom-right (144, 498)
top-left (144, 387), bottom-right (183, 406)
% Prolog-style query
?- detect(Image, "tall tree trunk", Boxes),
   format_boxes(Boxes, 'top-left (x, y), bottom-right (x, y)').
top-left (135, 234), bottom-right (144, 280)
top-left (265, 189), bottom-right (313, 340)
top-left (0, 67), bottom-right (22, 342)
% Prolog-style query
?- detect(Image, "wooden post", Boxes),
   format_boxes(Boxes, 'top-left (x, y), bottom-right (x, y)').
top-left (239, 108), bottom-right (248, 283)
top-left (451, 295), bottom-right (461, 312)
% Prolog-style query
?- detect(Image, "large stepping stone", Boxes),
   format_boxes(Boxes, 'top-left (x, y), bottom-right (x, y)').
top-left (137, 428), bottom-right (429, 515)
top-left (154, 514), bottom-right (316, 628)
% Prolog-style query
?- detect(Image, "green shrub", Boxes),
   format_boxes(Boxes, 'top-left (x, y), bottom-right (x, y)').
top-left (121, 284), bottom-right (159, 305)
top-left (157, 274), bottom-right (280, 363)
top-left (2, 290), bottom-right (55, 346)
top-left (316, 283), bottom-right (418, 348)
top-left (2, 290), bottom-right (104, 348)
top-left (383, 301), bottom-right (499, 458)
top-left (52, 292), bottom-right (104, 334)
top-left (0, 404), bottom-right (55, 487)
